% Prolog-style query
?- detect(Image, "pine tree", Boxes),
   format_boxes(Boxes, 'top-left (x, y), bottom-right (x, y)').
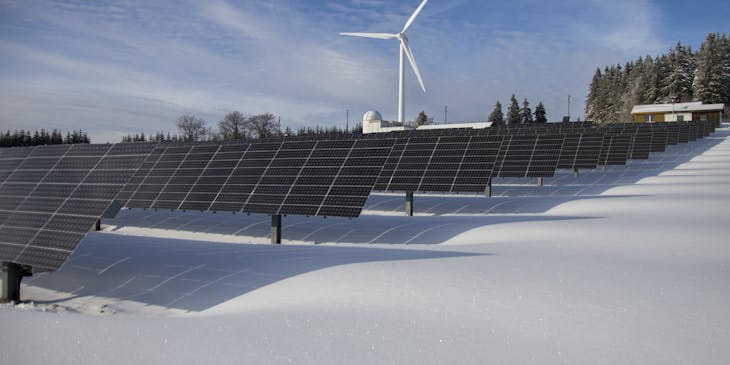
top-left (642, 55), bottom-right (659, 104)
top-left (487, 101), bottom-right (504, 126)
top-left (693, 33), bottom-right (723, 103)
top-left (534, 102), bottom-right (547, 123)
top-left (585, 68), bottom-right (603, 122)
top-left (662, 42), bottom-right (696, 103)
top-left (520, 98), bottom-right (533, 123)
top-left (414, 111), bottom-right (430, 126)
top-left (507, 94), bottom-right (521, 125)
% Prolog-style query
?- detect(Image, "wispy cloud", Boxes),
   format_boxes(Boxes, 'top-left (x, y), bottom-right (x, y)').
top-left (0, 0), bottom-right (705, 142)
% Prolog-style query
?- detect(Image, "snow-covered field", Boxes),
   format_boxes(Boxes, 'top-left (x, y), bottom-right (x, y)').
top-left (3, 126), bottom-right (730, 364)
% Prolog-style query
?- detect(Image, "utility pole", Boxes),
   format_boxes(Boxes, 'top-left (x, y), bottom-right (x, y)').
top-left (568, 95), bottom-right (571, 122)
top-left (346, 109), bottom-right (349, 132)
top-left (444, 105), bottom-right (448, 125)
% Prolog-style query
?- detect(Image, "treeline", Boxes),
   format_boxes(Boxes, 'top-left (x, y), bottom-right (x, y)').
top-left (586, 32), bottom-right (730, 123)
top-left (487, 95), bottom-right (548, 126)
top-left (122, 111), bottom-right (363, 143)
top-left (1, 129), bottom-right (90, 147)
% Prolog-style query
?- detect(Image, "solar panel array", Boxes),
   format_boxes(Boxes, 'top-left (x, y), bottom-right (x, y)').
top-left (557, 133), bottom-right (604, 170)
top-left (0, 143), bottom-right (156, 270)
top-left (493, 134), bottom-right (565, 178)
top-left (0, 120), bottom-right (718, 272)
top-left (375, 135), bottom-right (504, 193)
top-left (119, 139), bottom-right (394, 218)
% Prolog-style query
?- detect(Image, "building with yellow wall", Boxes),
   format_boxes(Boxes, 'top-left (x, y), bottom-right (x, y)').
top-left (631, 102), bottom-right (724, 125)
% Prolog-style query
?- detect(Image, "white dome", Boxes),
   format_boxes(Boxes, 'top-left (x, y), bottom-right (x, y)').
top-left (363, 110), bottom-right (383, 122)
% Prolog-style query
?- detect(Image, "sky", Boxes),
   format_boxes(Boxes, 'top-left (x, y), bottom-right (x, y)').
top-left (0, 0), bottom-right (728, 143)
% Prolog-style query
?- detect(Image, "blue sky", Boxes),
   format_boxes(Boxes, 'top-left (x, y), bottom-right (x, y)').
top-left (1, 0), bottom-right (727, 142)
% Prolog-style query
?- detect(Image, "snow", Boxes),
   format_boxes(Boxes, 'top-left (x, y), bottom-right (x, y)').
top-left (2, 126), bottom-right (730, 364)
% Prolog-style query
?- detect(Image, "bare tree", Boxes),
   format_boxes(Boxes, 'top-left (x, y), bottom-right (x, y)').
top-left (176, 114), bottom-right (208, 141)
top-left (218, 111), bottom-right (247, 140)
top-left (246, 112), bottom-right (279, 139)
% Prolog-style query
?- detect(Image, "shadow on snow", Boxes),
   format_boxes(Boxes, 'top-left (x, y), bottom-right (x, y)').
top-left (26, 234), bottom-right (486, 312)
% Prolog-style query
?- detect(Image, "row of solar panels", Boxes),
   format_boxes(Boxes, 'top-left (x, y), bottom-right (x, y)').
top-left (0, 120), bottom-right (716, 270)
top-left (373, 120), bottom-right (714, 192)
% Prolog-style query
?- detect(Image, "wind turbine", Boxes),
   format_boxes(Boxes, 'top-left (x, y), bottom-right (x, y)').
top-left (341, 0), bottom-right (428, 124)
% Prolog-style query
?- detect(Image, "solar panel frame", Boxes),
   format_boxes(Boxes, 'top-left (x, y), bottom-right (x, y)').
top-left (0, 142), bottom-right (158, 270)
top-left (629, 128), bottom-right (652, 160)
top-left (573, 133), bottom-right (605, 169)
top-left (599, 134), bottom-right (632, 166)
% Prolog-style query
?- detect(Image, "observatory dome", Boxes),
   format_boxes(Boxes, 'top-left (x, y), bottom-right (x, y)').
top-left (363, 110), bottom-right (383, 122)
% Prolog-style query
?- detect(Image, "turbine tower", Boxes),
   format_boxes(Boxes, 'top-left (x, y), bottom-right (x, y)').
top-left (341, 0), bottom-right (428, 124)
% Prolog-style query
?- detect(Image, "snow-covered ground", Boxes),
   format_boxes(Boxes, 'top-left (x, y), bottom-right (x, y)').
top-left (3, 126), bottom-right (730, 364)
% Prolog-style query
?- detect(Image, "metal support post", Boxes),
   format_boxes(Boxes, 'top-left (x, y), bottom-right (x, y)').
top-left (537, 177), bottom-right (543, 187)
top-left (271, 215), bottom-right (282, 244)
top-left (95, 219), bottom-right (101, 231)
top-left (1, 262), bottom-right (32, 303)
top-left (405, 191), bottom-right (414, 216)
top-left (485, 179), bottom-right (492, 197)
top-left (573, 168), bottom-right (579, 178)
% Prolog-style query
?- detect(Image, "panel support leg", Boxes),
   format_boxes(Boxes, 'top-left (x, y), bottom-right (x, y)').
top-left (484, 179), bottom-right (492, 197)
top-left (271, 215), bottom-right (282, 244)
top-left (95, 219), bottom-right (101, 231)
top-left (405, 192), bottom-right (414, 217)
top-left (573, 168), bottom-right (579, 178)
top-left (537, 177), bottom-right (543, 187)
top-left (1, 262), bottom-right (32, 303)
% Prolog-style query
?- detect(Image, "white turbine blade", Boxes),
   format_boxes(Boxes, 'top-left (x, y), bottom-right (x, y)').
top-left (340, 32), bottom-right (398, 39)
top-left (402, 0), bottom-right (428, 33)
top-left (401, 39), bottom-right (426, 92)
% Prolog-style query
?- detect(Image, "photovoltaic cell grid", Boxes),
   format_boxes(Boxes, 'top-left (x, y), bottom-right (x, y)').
top-left (494, 134), bottom-right (565, 178)
top-left (244, 139), bottom-right (395, 217)
top-left (121, 139), bottom-right (395, 218)
top-left (557, 133), bottom-right (605, 170)
top-left (599, 134), bottom-right (632, 166)
top-left (0, 120), bottom-right (718, 271)
top-left (650, 125), bottom-right (669, 152)
top-left (0, 143), bottom-right (157, 270)
top-left (629, 128), bottom-right (652, 160)
top-left (119, 143), bottom-right (237, 211)
top-left (374, 135), bottom-right (504, 193)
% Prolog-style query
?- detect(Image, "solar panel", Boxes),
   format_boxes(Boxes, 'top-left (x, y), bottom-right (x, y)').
top-left (572, 133), bottom-right (605, 170)
top-left (374, 135), bottom-right (503, 193)
top-left (450, 135), bottom-right (503, 192)
top-left (184, 143), bottom-right (251, 212)
top-left (665, 123), bottom-right (680, 145)
top-left (526, 135), bottom-right (565, 177)
top-left (629, 128), bottom-right (652, 160)
top-left (0, 142), bottom-right (157, 270)
top-left (556, 134), bottom-right (581, 169)
top-left (649, 125), bottom-right (669, 152)
top-left (598, 134), bottom-right (632, 166)
top-left (495, 135), bottom-right (537, 177)
top-left (243, 139), bottom-right (394, 218)
top-left (2, 119), bottom-right (718, 273)
top-left (494, 134), bottom-right (564, 178)
top-left (695, 121), bottom-right (705, 139)
top-left (373, 138), bottom-right (409, 191)
top-left (383, 136), bottom-right (438, 192)
top-left (678, 123), bottom-right (690, 143)
top-left (687, 123), bottom-right (698, 142)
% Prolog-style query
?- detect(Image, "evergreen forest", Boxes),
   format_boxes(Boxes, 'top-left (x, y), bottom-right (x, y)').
top-left (586, 33), bottom-right (730, 123)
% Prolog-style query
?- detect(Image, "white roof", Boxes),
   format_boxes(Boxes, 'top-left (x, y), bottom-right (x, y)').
top-left (417, 122), bottom-right (493, 130)
top-left (632, 102), bottom-right (725, 114)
